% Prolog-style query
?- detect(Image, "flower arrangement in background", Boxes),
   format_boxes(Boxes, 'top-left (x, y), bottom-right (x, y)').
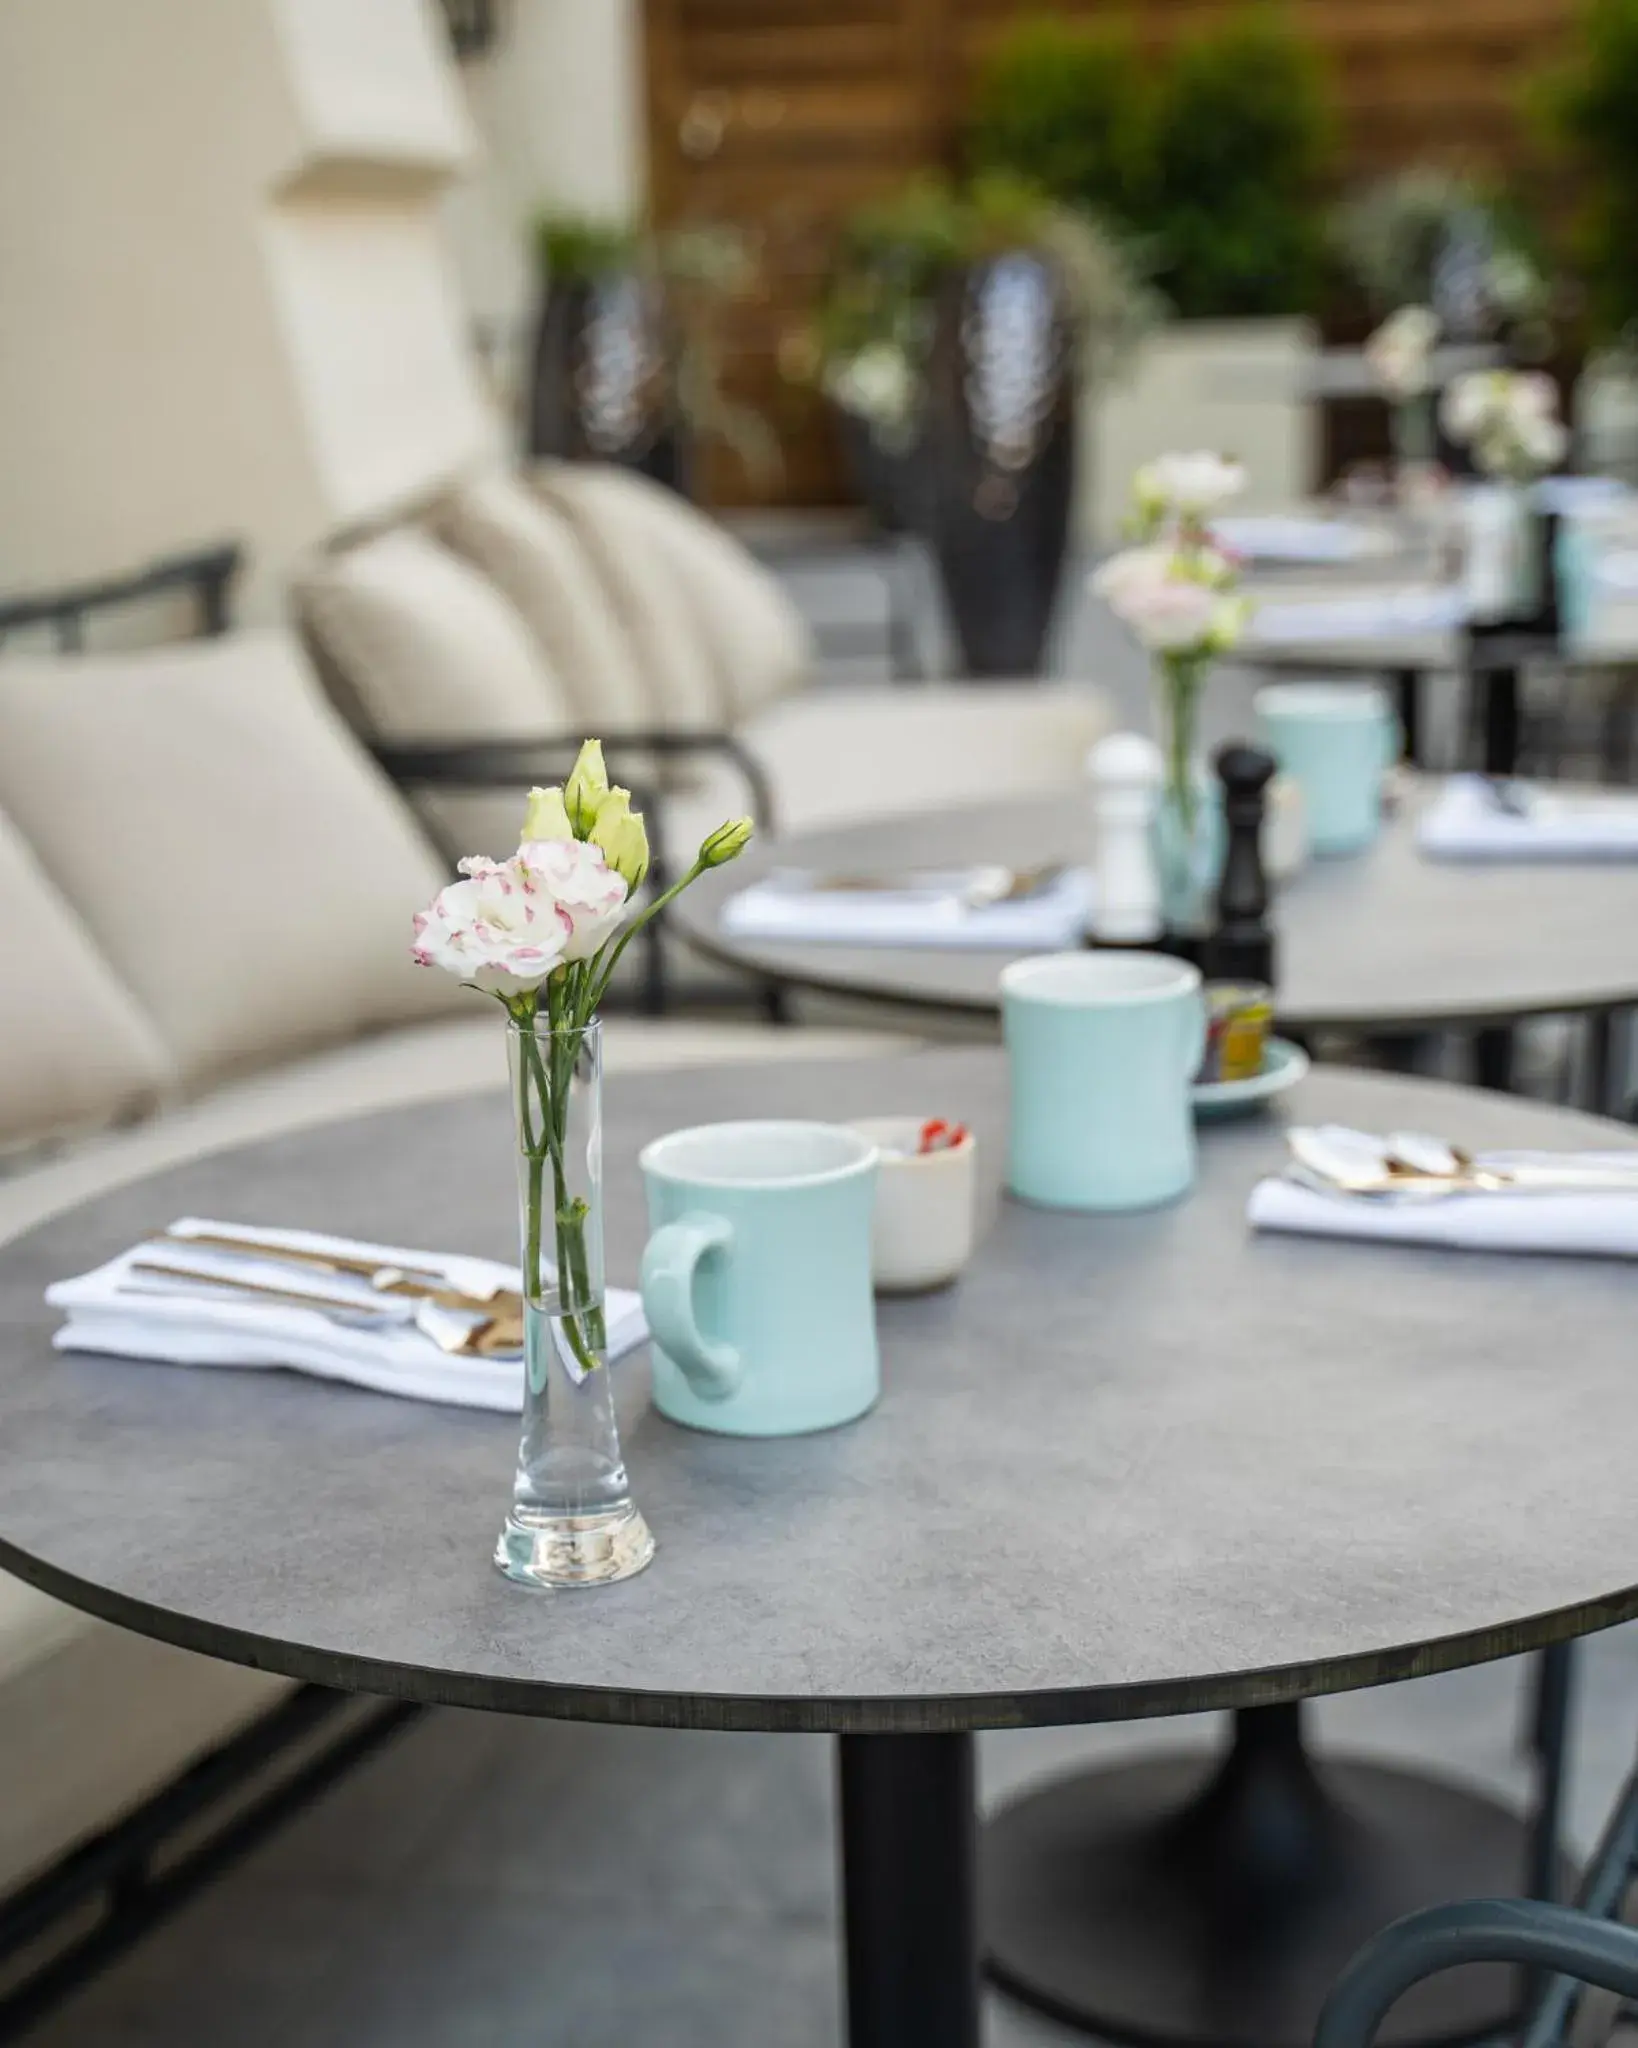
top-left (1441, 370), bottom-right (1569, 481)
top-left (1330, 169), bottom-right (1552, 354)
top-left (805, 172), bottom-right (1161, 460)
top-left (1364, 304), bottom-right (1441, 469)
top-left (413, 742), bottom-right (750, 1377)
top-left (1093, 452), bottom-right (1250, 826)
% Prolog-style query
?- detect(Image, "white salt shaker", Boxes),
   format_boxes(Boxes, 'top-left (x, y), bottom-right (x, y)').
top-left (1086, 733), bottom-right (1164, 945)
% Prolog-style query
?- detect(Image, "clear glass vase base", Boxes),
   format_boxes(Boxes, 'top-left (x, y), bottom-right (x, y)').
top-left (493, 1503), bottom-right (656, 1589)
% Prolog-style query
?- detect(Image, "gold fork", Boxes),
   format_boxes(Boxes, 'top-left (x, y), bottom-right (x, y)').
top-left (130, 1259), bottom-right (523, 1358)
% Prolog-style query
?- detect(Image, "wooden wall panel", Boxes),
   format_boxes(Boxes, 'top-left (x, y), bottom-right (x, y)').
top-left (644, 0), bottom-right (1582, 505)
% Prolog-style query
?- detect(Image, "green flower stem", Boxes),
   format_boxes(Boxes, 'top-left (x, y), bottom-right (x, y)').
top-left (1161, 652), bottom-right (1204, 833)
top-left (511, 989), bottom-right (604, 1380)
top-left (585, 860), bottom-right (708, 1015)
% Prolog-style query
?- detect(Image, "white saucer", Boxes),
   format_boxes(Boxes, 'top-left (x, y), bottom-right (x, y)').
top-left (1193, 1037), bottom-right (1310, 1119)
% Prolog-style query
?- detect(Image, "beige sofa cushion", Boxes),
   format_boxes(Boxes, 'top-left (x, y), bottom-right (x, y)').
top-left (434, 474), bottom-right (651, 733)
top-left (541, 463), bottom-right (809, 721)
top-left (0, 808), bottom-right (175, 1150)
top-left (295, 528), bottom-right (570, 859)
top-left (0, 631), bottom-right (468, 1092)
top-left (295, 526), bottom-right (573, 743)
top-left (534, 462), bottom-right (724, 730)
top-left (0, 1572), bottom-right (288, 1898)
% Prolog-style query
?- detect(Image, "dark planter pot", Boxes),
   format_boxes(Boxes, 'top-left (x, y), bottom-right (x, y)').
top-left (926, 255), bottom-right (1077, 678)
top-left (834, 406), bottom-right (933, 537)
top-left (527, 273), bottom-right (688, 494)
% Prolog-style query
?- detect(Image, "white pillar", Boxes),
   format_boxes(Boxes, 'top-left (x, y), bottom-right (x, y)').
top-left (0, 0), bottom-right (496, 622)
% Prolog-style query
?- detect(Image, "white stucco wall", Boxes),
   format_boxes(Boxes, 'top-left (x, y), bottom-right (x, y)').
top-left (441, 0), bottom-right (646, 400)
top-left (0, 0), bottom-right (494, 623)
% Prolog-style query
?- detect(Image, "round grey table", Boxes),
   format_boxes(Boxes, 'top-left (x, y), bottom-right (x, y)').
top-left (677, 785), bottom-right (1638, 1099)
top-left (2, 1056), bottom-right (1637, 2048)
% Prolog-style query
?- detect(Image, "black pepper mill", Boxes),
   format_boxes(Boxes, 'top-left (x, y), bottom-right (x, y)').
top-left (1205, 742), bottom-right (1277, 988)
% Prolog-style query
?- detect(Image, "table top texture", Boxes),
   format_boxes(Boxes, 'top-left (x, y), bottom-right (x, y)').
top-left (676, 785), bottom-right (1638, 1034)
top-left (1, 1055), bottom-right (1636, 1734)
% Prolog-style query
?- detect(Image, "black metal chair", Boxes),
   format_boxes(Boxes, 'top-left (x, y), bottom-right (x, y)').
top-left (0, 542), bottom-right (240, 651)
top-left (1317, 1726), bottom-right (1638, 2048)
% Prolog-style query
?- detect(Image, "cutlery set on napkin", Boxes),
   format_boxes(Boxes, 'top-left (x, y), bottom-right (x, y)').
top-left (1419, 774), bottom-right (1638, 861)
top-left (719, 863), bottom-right (1096, 949)
top-left (1250, 1127), bottom-right (1638, 1257)
top-left (49, 1220), bottom-right (647, 1412)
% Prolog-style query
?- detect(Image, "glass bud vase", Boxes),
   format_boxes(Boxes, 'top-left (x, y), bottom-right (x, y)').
top-left (1151, 664), bottom-right (1225, 941)
top-left (494, 1014), bottom-right (655, 1589)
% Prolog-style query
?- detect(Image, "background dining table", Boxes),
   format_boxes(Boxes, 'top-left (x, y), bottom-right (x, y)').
top-left (676, 783), bottom-right (1638, 1104)
top-left (2, 1054), bottom-right (1638, 2047)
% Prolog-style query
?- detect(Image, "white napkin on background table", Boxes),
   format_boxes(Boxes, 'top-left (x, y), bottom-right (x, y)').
top-left (1418, 774), bottom-right (1638, 861)
top-left (1213, 515), bottom-right (1389, 565)
top-left (720, 866), bottom-right (1095, 950)
top-left (1249, 1153), bottom-right (1638, 1259)
top-left (48, 1219), bottom-right (647, 1412)
top-left (1249, 587), bottom-right (1467, 645)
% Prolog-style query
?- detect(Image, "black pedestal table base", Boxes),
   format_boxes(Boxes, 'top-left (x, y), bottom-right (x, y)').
top-left (839, 1732), bottom-right (980, 2048)
top-left (984, 1704), bottom-right (1573, 2048)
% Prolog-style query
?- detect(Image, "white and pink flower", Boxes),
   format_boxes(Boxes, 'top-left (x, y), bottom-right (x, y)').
top-left (1441, 369), bottom-right (1568, 481)
top-left (411, 856), bottom-right (573, 997)
top-left (1091, 544), bottom-right (1246, 656)
top-left (1133, 451), bottom-right (1246, 523)
top-left (517, 836), bottom-right (629, 962)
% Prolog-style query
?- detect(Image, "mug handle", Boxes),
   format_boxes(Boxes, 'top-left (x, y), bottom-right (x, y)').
top-left (640, 1213), bottom-right (743, 1403)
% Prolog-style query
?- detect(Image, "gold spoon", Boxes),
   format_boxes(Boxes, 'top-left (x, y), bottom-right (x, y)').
top-left (130, 1260), bottom-right (522, 1358)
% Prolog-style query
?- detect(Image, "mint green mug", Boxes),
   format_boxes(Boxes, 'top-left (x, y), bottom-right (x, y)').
top-left (1256, 681), bottom-right (1398, 855)
top-left (639, 1121), bottom-right (880, 1437)
top-left (1002, 952), bottom-right (1205, 1212)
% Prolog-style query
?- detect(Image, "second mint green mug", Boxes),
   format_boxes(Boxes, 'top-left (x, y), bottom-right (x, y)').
top-left (639, 1121), bottom-right (880, 1437)
top-left (1256, 681), bottom-right (1398, 856)
top-left (1001, 952), bottom-right (1205, 1212)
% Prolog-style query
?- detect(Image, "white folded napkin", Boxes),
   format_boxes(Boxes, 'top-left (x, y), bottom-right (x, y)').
top-left (1213, 515), bottom-right (1388, 565)
top-left (1418, 774), bottom-right (1638, 861)
top-left (720, 866), bottom-right (1095, 950)
top-left (48, 1219), bottom-right (647, 1412)
top-left (1250, 1153), bottom-right (1638, 1259)
top-left (1249, 587), bottom-right (1467, 645)
top-left (1533, 476), bottom-right (1631, 517)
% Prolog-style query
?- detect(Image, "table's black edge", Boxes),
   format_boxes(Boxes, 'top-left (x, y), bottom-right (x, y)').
top-left (5, 1529), bottom-right (1634, 1736)
top-left (670, 906), bottom-right (1638, 1039)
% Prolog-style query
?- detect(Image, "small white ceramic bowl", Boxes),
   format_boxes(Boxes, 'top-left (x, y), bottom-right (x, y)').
top-left (849, 1116), bottom-right (978, 1295)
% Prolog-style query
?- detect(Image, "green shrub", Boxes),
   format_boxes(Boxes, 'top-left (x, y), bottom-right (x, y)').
top-left (1148, 13), bottom-right (1332, 318)
top-left (532, 215), bottom-right (640, 281)
top-left (962, 9), bottom-right (1332, 321)
top-left (965, 19), bottom-right (1151, 226)
top-left (1537, 0), bottom-right (1638, 341)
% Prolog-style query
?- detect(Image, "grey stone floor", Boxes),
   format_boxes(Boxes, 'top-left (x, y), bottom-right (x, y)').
top-left (26, 1624), bottom-right (1638, 2047)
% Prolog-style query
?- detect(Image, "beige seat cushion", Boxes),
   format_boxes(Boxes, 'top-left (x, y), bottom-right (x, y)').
top-left (434, 474), bottom-right (651, 733)
top-left (295, 525), bottom-right (574, 742)
top-left (535, 462), bottom-right (809, 722)
top-left (295, 528), bottom-right (581, 860)
top-left (0, 631), bottom-right (469, 1092)
top-left (0, 809), bottom-right (175, 1152)
top-left (533, 462), bottom-right (724, 730)
top-left (0, 1572), bottom-right (288, 1898)
top-left (666, 680), bottom-right (1115, 846)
